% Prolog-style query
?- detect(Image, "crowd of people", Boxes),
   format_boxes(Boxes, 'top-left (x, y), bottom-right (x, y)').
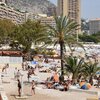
top-left (45, 72), bottom-right (71, 91)
top-left (1, 61), bottom-right (100, 97)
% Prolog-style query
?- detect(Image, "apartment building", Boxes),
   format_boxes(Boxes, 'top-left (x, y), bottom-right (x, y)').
top-left (0, 3), bottom-right (25, 24)
top-left (89, 18), bottom-right (100, 34)
top-left (39, 16), bottom-right (56, 28)
top-left (57, 0), bottom-right (81, 29)
top-left (26, 13), bottom-right (56, 28)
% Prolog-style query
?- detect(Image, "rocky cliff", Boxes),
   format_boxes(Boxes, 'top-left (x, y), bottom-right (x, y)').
top-left (6, 0), bottom-right (56, 15)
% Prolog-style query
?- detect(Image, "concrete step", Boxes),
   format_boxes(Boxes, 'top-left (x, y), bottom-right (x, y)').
top-left (69, 88), bottom-right (98, 95)
top-left (87, 97), bottom-right (98, 100)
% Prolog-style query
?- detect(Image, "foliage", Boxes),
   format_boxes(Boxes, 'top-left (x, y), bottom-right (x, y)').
top-left (82, 60), bottom-right (100, 85)
top-left (83, 60), bottom-right (100, 77)
top-left (46, 15), bottom-right (79, 77)
top-left (79, 34), bottom-right (99, 43)
top-left (13, 20), bottom-right (47, 53)
top-left (0, 19), bottom-right (15, 45)
top-left (64, 56), bottom-right (84, 84)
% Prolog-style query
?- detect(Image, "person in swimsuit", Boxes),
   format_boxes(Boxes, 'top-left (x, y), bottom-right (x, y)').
top-left (31, 80), bottom-right (35, 95)
top-left (17, 79), bottom-right (21, 96)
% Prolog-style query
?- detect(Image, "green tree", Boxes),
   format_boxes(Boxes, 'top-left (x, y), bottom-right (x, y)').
top-left (64, 56), bottom-right (84, 84)
top-left (0, 19), bottom-right (15, 45)
top-left (13, 20), bottom-right (47, 53)
top-left (46, 15), bottom-right (79, 80)
top-left (83, 60), bottom-right (100, 85)
top-left (79, 34), bottom-right (99, 43)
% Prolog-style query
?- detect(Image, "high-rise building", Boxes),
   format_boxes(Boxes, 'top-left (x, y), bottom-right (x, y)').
top-left (57, 0), bottom-right (81, 30)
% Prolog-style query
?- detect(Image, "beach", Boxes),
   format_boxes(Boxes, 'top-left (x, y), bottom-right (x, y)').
top-left (0, 65), bottom-right (99, 100)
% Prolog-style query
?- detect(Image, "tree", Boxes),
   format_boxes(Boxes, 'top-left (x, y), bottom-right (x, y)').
top-left (0, 19), bottom-right (15, 45)
top-left (83, 60), bottom-right (100, 85)
top-left (46, 15), bottom-right (79, 80)
top-left (79, 34), bottom-right (99, 43)
top-left (64, 56), bottom-right (84, 84)
top-left (13, 20), bottom-right (47, 53)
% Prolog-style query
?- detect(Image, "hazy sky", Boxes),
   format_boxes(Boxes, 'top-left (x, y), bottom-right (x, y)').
top-left (49, 0), bottom-right (100, 20)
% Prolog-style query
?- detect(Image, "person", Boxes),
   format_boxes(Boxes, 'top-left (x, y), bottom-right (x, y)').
top-left (31, 80), bottom-right (35, 95)
top-left (32, 68), bottom-right (35, 75)
top-left (6, 63), bottom-right (9, 68)
top-left (14, 67), bottom-right (17, 79)
top-left (2, 63), bottom-right (9, 74)
top-left (22, 62), bottom-right (24, 70)
top-left (27, 72), bottom-right (30, 82)
top-left (97, 75), bottom-right (100, 88)
top-left (53, 72), bottom-right (59, 83)
top-left (16, 70), bottom-right (21, 80)
top-left (17, 79), bottom-right (21, 97)
top-left (2, 66), bottom-right (6, 73)
top-left (64, 82), bottom-right (69, 91)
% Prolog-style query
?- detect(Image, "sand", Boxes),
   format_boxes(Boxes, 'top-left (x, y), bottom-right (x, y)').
top-left (1, 66), bottom-right (98, 100)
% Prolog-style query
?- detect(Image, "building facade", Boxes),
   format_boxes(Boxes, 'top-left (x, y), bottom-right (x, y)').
top-left (89, 19), bottom-right (100, 34)
top-left (39, 16), bottom-right (56, 28)
top-left (57, 0), bottom-right (81, 29)
top-left (26, 13), bottom-right (56, 28)
top-left (0, 3), bottom-right (25, 24)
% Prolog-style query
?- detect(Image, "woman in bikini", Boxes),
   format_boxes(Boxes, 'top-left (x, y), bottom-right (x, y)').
top-left (31, 80), bottom-right (35, 95)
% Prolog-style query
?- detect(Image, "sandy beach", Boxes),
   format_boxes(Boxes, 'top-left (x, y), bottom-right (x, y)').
top-left (1, 65), bottom-right (99, 100)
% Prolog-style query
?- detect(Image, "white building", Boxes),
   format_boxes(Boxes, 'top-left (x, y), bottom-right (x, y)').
top-left (26, 13), bottom-right (56, 28)
top-left (89, 18), bottom-right (100, 34)
top-left (0, 3), bottom-right (25, 24)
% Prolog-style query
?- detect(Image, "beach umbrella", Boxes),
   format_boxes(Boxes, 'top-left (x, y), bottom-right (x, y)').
top-left (80, 83), bottom-right (91, 90)
top-left (31, 61), bottom-right (38, 64)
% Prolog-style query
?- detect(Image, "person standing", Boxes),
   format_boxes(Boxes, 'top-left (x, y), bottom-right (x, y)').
top-left (17, 79), bottom-right (22, 97)
top-left (22, 62), bottom-right (24, 71)
top-left (14, 67), bottom-right (17, 80)
top-left (31, 80), bottom-right (35, 95)
top-left (16, 70), bottom-right (21, 80)
top-left (97, 75), bottom-right (100, 87)
top-left (27, 71), bottom-right (30, 82)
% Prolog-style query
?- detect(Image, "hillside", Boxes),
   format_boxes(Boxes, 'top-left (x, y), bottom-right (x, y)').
top-left (6, 0), bottom-right (56, 15)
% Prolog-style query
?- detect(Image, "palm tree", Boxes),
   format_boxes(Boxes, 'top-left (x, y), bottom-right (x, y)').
top-left (46, 15), bottom-right (79, 80)
top-left (83, 60), bottom-right (100, 85)
top-left (64, 56), bottom-right (84, 84)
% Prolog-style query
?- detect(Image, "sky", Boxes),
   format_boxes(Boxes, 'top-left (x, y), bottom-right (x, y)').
top-left (49, 0), bottom-right (100, 20)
